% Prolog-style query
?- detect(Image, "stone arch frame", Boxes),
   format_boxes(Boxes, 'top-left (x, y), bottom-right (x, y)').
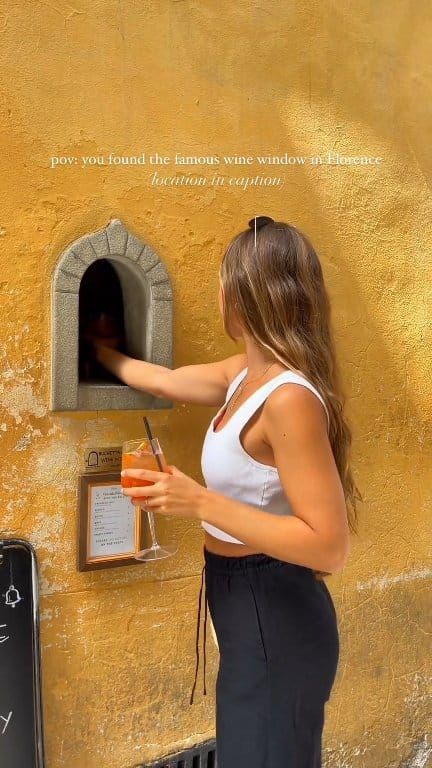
top-left (50, 218), bottom-right (173, 412)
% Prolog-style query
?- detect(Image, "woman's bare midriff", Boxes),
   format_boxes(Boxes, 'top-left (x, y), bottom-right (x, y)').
top-left (204, 530), bottom-right (262, 556)
top-left (204, 531), bottom-right (326, 579)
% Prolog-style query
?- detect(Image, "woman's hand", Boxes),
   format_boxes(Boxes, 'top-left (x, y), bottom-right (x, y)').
top-left (83, 332), bottom-right (119, 357)
top-left (120, 464), bottom-right (207, 519)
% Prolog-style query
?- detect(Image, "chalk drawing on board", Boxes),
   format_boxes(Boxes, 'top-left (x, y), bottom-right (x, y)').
top-left (3, 555), bottom-right (23, 608)
top-left (4, 584), bottom-right (23, 608)
top-left (0, 711), bottom-right (13, 735)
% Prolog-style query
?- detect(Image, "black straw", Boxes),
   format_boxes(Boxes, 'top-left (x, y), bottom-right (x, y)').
top-left (143, 416), bottom-right (164, 472)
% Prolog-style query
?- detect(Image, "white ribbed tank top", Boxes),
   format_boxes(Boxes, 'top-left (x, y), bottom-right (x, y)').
top-left (200, 367), bottom-right (330, 544)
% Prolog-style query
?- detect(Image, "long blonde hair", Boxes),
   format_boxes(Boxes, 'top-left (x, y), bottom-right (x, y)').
top-left (220, 219), bottom-right (362, 536)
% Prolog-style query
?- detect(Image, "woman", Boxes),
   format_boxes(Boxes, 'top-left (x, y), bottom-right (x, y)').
top-left (88, 216), bottom-right (361, 768)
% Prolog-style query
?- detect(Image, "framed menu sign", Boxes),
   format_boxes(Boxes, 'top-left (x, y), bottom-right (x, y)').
top-left (78, 472), bottom-right (143, 570)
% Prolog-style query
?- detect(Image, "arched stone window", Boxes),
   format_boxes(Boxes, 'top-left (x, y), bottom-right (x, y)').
top-left (50, 219), bottom-right (173, 411)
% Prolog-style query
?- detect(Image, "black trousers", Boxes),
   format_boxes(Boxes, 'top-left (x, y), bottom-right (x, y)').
top-left (191, 546), bottom-right (340, 768)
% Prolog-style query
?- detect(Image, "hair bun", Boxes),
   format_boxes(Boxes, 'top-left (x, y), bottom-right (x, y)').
top-left (248, 215), bottom-right (274, 230)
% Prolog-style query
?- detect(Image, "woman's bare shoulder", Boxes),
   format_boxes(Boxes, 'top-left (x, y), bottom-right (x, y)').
top-left (223, 352), bottom-right (248, 384)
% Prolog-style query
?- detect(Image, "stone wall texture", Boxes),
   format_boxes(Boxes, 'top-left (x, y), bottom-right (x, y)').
top-left (0, 2), bottom-right (430, 767)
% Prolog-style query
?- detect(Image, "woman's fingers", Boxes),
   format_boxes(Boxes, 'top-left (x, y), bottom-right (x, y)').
top-left (123, 485), bottom-right (155, 498)
top-left (121, 467), bottom-right (167, 482)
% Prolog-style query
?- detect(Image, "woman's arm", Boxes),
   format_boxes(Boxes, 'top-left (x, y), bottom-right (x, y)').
top-left (94, 344), bottom-right (166, 394)
top-left (197, 383), bottom-right (350, 573)
top-left (93, 343), bottom-right (247, 407)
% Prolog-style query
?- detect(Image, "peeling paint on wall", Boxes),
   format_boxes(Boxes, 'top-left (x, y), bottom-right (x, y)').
top-left (400, 735), bottom-right (432, 768)
top-left (31, 440), bottom-right (80, 492)
top-left (357, 567), bottom-right (432, 591)
top-left (0, 381), bottom-right (47, 424)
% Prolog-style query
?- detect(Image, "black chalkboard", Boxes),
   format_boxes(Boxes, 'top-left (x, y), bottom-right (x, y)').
top-left (0, 540), bottom-right (45, 768)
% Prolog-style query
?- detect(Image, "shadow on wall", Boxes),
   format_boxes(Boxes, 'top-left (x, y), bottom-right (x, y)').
top-left (203, 2), bottom-right (430, 450)
top-left (168, 1), bottom-right (431, 184)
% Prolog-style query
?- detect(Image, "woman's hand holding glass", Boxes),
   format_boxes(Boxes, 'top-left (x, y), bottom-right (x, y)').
top-left (121, 464), bottom-right (205, 520)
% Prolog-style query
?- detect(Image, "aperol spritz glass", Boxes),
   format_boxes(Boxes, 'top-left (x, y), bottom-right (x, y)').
top-left (121, 437), bottom-right (178, 561)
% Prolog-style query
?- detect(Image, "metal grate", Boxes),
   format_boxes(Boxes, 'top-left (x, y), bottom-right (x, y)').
top-left (140, 738), bottom-right (217, 768)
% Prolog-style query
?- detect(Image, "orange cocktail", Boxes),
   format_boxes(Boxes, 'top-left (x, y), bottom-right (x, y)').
top-left (121, 448), bottom-right (168, 492)
top-left (121, 437), bottom-right (177, 561)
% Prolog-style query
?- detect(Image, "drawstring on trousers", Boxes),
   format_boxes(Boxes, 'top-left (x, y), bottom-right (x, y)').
top-left (189, 563), bottom-right (208, 705)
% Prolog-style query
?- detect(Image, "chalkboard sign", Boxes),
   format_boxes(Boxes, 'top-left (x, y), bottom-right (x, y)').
top-left (0, 540), bottom-right (45, 768)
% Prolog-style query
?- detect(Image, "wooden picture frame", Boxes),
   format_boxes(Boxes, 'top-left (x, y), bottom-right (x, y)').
top-left (78, 472), bottom-right (144, 571)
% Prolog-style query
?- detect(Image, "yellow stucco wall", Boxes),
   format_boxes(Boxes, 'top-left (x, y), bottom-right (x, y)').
top-left (0, 2), bottom-right (431, 767)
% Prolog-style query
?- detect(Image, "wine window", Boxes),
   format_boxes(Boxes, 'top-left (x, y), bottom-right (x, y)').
top-left (50, 218), bottom-right (173, 412)
top-left (78, 259), bottom-right (127, 385)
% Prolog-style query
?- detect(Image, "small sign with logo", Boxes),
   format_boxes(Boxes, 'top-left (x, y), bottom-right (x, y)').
top-left (83, 446), bottom-right (122, 474)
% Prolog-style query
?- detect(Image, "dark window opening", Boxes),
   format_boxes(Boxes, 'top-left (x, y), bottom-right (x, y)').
top-left (78, 259), bottom-right (128, 385)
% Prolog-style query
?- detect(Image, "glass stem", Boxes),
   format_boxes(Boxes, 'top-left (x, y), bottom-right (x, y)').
top-left (145, 508), bottom-right (159, 549)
